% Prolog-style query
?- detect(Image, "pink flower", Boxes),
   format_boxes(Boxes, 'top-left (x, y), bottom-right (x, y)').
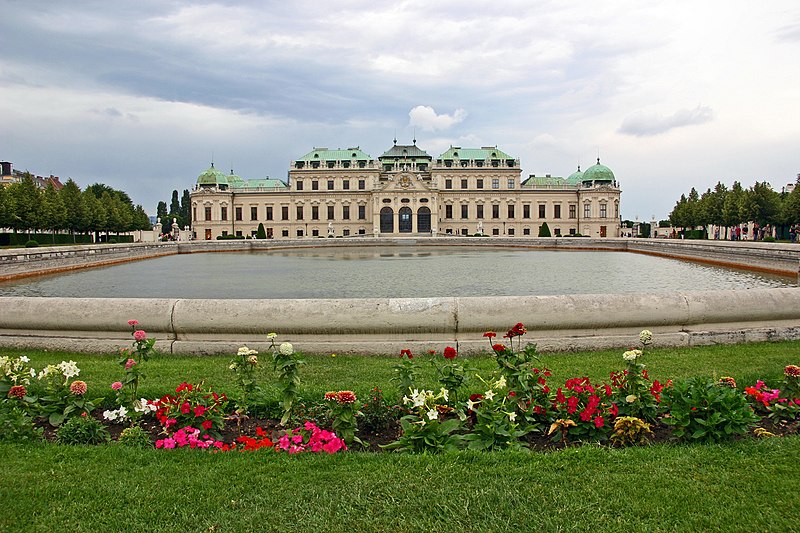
top-left (133, 330), bottom-right (147, 342)
top-left (69, 380), bottom-right (88, 396)
top-left (111, 381), bottom-right (123, 391)
top-left (127, 319), bottom-right (139, 326)
top-left (125, 358), bottom-right (136, 370)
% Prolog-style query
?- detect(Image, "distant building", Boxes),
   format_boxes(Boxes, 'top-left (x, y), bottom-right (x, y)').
top-left (1, 161), bottom-right (64, 190)
top-left (189, 141), bottom-right (622, 240)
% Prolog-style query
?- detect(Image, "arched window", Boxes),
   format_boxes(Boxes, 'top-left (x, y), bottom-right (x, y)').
top-left (399, 207), bottom-right (413, 233)
top-left (380, 207), bottom-right (394, 233)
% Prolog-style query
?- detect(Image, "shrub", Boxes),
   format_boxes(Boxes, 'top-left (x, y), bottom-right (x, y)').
top-left (609, 416), bottom-right (653, 447)
top-left (24, 240), bottom-right (39, 248)
top-left (256, 223), bottom-right (267, 239)
top-left (0, 404), bottom-right (42, 443)
top-left (663, 377), bottom-right (759, 443)
top-left (360, 387), bottom-right (401, 433)
top-left (118, 425), bottom-right (152, 448)
top-left (538, 222), bottom-right (551, 237)
top-left (56, 415), bottom-right (110, 445)
top-left (152, 382), bottom-right (228, 438)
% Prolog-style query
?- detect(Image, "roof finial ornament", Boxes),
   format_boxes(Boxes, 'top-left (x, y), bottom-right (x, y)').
top-left (413, 128), bottom-right (416, 145)
top-left (211, 153), bottom-right (215, 168)
top-left (393, 130), bottom-right (397, 146)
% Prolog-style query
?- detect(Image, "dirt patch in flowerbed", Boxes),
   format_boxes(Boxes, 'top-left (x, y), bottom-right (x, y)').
top-left (34, 411), bottom-right (799, 451)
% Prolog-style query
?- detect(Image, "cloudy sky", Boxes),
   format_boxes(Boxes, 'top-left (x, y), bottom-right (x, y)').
top-left (1, 0), bottom-right (798, 220)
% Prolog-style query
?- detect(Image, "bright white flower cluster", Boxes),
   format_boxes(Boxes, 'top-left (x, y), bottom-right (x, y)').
top-left (402, 388), bottom-right (450, 420)
top-left (237, 346), bottom-right (258, 356)
top-left (622, 350), bottom-right (642, 362)
top-left (103, 406), bottom-right (129, 422)
top-left (57, 360), bottom-right (80, 379)
top-left (639, 330), bottom-right (653, 345)
top-left (279, 342), bottom-right (294, 356)
top-left (134, 398), bottom-right (157, 413)
top-left (0, 355), bottom-right (35, 385)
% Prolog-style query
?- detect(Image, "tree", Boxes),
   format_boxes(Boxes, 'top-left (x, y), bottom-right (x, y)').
top-left (721, 181), bottom-right (745, 230)
top-left (59, 179), bottom-right (86, 242)
top-left (81, 190), bottom-right (106, 240)
top-left (156, 201), bottom-right (168, 224)
top-left (180, 189), bottom-right (191, 225)
top-left (741, 182), bottom-right (781, 227)
top-left (133, 205), bottom-right (151, 231)
top-left (538, 222), bottom-right (551, 237)
top-left (782, 182), bottom-right (800, 224)
top-left (8, 173), bottom-right (40, 233)
top-left (256, 222), bottom-right (266, 239)
top-left (40, 182), bottom-right (67, 243)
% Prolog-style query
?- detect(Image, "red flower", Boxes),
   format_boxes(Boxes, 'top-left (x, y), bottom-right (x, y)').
top-left (556, 388), bottom-right (566, 404)
top-left (492, 343), bottom-right (507, 353)
top-left (201, 420), bottom-right (213, 430)
top-left (428, 350), bottom-right (437, 355)
top-left (469, 393), bottom-right (484, 402)
top-left (544, 370), bottom-right (552, 378)
top-left (594, 416), bottom-right (605, 428)
top-left (180, 402), bottom-right (191, 414)
top-left (194, 405), bottom-right (207, 417)
top-left (512, 322), bottom-right (527, 335)
top-left (8, 385), bottom-right (26, 399)
top-left (533, 405), bottom-right (545, 415)
top-left (537, 376), bottom-right (547, 386)
top-left (609, 403), bottom-right (619, 417)
top-left (483, 332), bottom-right (497, 338)
top-left (567, 396), bottom-right (579, 414)
top-left (400, 349), bottom-right (413, 359)
top-left (508, 391), bottom-right (517, 397)
top-left (443, 346), bottom-right (457, 360)
top-left (785, 365), bottom-right (800, 378)
top-left (337, 391), bottom-right (357, 404)
top-left (603, 384), bottom-right (612, 397)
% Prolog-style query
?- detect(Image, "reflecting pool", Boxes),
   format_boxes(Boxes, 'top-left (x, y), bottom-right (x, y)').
top-left (0, 246), bottom-right (794, 299)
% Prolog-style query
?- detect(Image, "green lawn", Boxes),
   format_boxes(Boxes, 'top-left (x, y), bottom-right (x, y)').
top-left (1, 341), bottom-right (799, 531)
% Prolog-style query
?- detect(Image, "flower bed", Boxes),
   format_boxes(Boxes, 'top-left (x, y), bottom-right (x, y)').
top-left (2, 323), bottom-right (799, 452)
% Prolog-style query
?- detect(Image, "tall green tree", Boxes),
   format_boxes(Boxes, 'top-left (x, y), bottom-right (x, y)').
top-left (8, 173), bottom-right (41, 233)
top-left (721, 181), bottom-right (745, 230)
top-left (180, 189), bottom-right (191, 225)
top-left (133, 205), bottom-right (151, 230)
top-left (156, 201), bottom-right (168, 225)
top-left (81, 190), bottom-right (107, 240)
top-left (59, 178), bottom-right (86, 242)
top-left (40, 182), bottom-right (67, 243)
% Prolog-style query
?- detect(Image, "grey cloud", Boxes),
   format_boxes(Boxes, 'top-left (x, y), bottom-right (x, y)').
top-left (619, 105), bottom-right (714, 137)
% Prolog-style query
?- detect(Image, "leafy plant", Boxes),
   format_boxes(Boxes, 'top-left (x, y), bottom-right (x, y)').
top-left (113, 320), bottom-right (157, 417)
top-left (117, 425), bottom-right (152, 448)
top-left (56, 414), bottom-right (110, 445)
top-left (663, 377), bottom-right (759, 443)
top-left (229, 345), bottom-right (261, 414)
top-left (383, 388), bottom-right (463, 453)
top-left (152, 382), bottom-right (228, 438)
top-left (609, 331), bottom-right (665, 422)
top-left (391, 349), bottom-right (418, 397)
top-left (434, 346), bottom-right (469, 404)
top-left (359, 387), bottom-right (401, 433)
top-left (0, 402), bottom-right (42, 443)
top-left (548, 376), bottom-right (617, 443)
top-left (609, 416), bottom-right (653, 447)
top-left (35, 362), bottom-right (103, 426)
top-left (324, 390), bottom-right (364, 447)
top-left (268, 333), bottom-right (304, 425)
top-left (463, 375), bottom-right (529, 451)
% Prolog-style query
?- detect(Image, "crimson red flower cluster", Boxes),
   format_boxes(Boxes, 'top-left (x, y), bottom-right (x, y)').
top-left (443, 346), bottom-right (457, 360)
top-left (400, 349), bottom-right (413, 359)
top-left (503, 323), bottom-right (527, 339)
top-left (325, 390), bottom-right (357, 404)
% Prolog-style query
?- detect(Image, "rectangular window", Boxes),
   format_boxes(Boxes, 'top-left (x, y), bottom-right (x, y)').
top-left (221, 230), bottom-right (228, 236)
top-left (281, 206), bottom-right (289, 220)
top-left (221, 207), bottom-right (227, 221)
top-left (235, 207), bottom-right (242, 221)
top-left (343, 229), bottom-right (350, 236)
top-left (312, 206), bottom-right (319, 220)
top-left (327, 205), bottom-right (334, 220)
top-left (584, 204), bottom-right (591, 218)
top-left (569, 205), bottom-right (576, 219)
top-left (312, 229), bottom-right (319, 237)
top-left (312, 181), bottom-right (319, 191)
top-left (461, 204), bottom-right (468, 219)
top-left (523, 205), bottom-right (530, 219)
top-left (445, 179), bottom-right (452, 190)
top-left (492, 178), bottom-right (499, 189)
top-left (358, 179), bottom-right (365, 190)
top-left (296, 180), bottom-right (303, 191)
top-left (554, 205), bottom-right (561, 219)
top-left (192, 207), bottom-right (197, 221)
top-left (205, 207), bottom-right (211, 221)
top-left (327, 180), bottom-right (334, 190)
top-left (570, 228), bottom-right (576, 236)
top-left (250, 206), bottom-right (257, 220)
top-left (600, 204), bottom-right (607, 218)
top-left (507, 205), bottom-right (515, 219)
top-left (477, 178), bottom-right (484, 189)
top-left (235, 230), bottom-right (242, 237)
top-left (507, 178), bottom-right (515, 189)
top-left (492, 205), bottom-right (499, 219)
top-left (342, 180), bottom-right (350, 190)
top-left (296, 206), bottom-right (303, 220)
top-left (476, 205), bottom-right (484, 219)
top-left (538, 205), bottom-right (546, 218)
top-left (297, 229), bottom-right (303, 237)
top-left (461, 179), bottom-right (468, 189)
top-left (508, 228), bottom-right (515, 235)
top-left (342, 206), bottom-right (350, 220)
top-left (266, 206), bottom-right (273, 221)
top-left (492, 228), bottom-right (500, 235)
top-left (282, 229), bottom-right (289, 237)
top-left (523, 228), bottom-right (531, 235)
top-left (445, 205), bottom-right (453, 219)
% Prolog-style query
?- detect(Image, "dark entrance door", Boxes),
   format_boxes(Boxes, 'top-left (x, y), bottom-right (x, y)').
top-left (417, 207), bottom-right (431, 233)
top-left (399, 207), bottom-right (412, 233)
top-left (380, 207), bottom-right (394, 233)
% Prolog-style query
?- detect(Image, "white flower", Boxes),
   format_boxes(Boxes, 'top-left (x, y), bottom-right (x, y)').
top-left (626, 394), bottom-right (638, 403)
top-left (228, 363), bottom-right (237, 370)
top-left (29, 368), bottom-right (36, 377)
top-left (103, 406), bottom-right (129, 422)
top-left (439, 387), bottom-right (449, 402)
top-left (279, 342), bottom-right (294, 356)
top-left (58, 360), bottom-right (80, 379)
top-left (426, 409), bottom-right (439, 421)
top-left (237, 346), bottom-right (250, 356)
top-left (466, 399), bottom-right (476, 411)
top-left (639, 330), bottom-right (653, 345)
top-left (411, 389), bottom-right (426, 408)
top-left (484, 389), bottom-right (496, 401)
top-left (19, 356), bottom-right (29, 363)
top-left (495, 376), bottom-right (507, 390)
top-left (508, 412), bottom-right (517, 422)
top-left (134, 399), bottom-right (157, 413)
top-left (622, 350), bottom-right (642, 362)
top-left (267, 332), bottom-right (278, 338)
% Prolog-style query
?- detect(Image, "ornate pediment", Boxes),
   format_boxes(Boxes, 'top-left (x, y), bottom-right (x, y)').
top-left (379, 172), bottom-right (431, 192)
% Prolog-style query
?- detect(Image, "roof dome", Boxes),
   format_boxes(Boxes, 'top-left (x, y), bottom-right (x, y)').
top-left (196, 165), bottom-right (228, 186)
top-left (565, 165), bottom-right (584, 185)
top-left (226, 170), bottom-right (245, 188)
top-left (581, 159), bottom-right (615, 183)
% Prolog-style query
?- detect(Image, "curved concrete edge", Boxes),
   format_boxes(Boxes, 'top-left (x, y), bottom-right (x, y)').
top-left (0, 288), bottom-right (799, 355)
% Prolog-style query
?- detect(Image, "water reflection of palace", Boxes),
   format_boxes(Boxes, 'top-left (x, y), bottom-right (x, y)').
top-left (190, 141), bottom-right (621, 240)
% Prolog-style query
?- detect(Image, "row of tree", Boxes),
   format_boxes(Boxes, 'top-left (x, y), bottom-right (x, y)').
top-left (0, 174), bottom-right (151, 239)
top-left (156, 189), bottom-right (191, 231)
top-left (669, 178), bottom-right (800, 238)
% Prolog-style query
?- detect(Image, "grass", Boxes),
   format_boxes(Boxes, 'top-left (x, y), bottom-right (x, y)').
top-left (1, 340), bottom-right (799, 531)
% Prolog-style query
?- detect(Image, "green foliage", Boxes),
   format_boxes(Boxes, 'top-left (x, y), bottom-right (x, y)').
top-left (463, 376), bottom-right (529, 451)
top-left (383, 388), bottom-right (463, 453)
top-left (269, 336), bottom-right (305, 425)
top-left (609, 416), bottom-right (653, 447)
top-left (117, 425), bottom-right (152, 449)
top-left (0, 403), bottom-right (42, 443)
top-left (324, 391), bottom-right (365, 447)
top-left (56, 415), bottom-right (110, 445)
top-left (256, 222), bottom-right (267, 239)
top-left (664, 377), bottom-right (759, 443)
top-left (229, 346), bottom-right (261, 413)
top-left (538, 222), bottom-right (551, 237)
top-left (359, 387), bottom-right (401, 432)
top-left (24, 240), bottom-right (39, 248)
top-left (391, 351), bottom-right (418, 397)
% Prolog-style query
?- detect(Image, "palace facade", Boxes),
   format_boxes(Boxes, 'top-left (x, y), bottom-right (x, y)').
top-left (189, 142), bottom-right (621, 240)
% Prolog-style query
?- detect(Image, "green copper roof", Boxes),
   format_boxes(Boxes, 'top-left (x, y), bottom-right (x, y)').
top-left (296, 147), bottom-right (373, 162)
top-left (438, 146), bottom-right (514, 160)
top-left (227, 171), bottom-right (246, 187)
top-left (522, 175), bottom-right (566, 187)
top-left (565, 166), bottom-right (584, 185)
top-left (582, 159), bottom-right (615, 182)
top-left (380, 144), bottom-right (431, 159)
top-left (242, 178), bottom-right (288, 189)
top-left (196, 165), bottom-right (228, 186)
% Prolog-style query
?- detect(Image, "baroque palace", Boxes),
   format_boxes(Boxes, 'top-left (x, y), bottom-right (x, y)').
top-left (189, 141), bottom-right (621, 240)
